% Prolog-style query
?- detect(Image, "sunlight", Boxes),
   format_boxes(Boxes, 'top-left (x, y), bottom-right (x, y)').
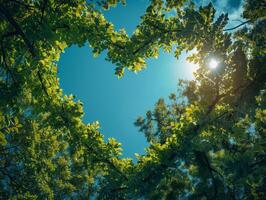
top-left (208, 58), bottom-right (219, 69)
top-left (186, 60), bottom-right (199, 77)
top-left (184, 49), bottom-right (200, 79)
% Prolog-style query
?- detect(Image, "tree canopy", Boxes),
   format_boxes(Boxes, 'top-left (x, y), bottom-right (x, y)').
top-left (0, 0), bottom-right (265, 199)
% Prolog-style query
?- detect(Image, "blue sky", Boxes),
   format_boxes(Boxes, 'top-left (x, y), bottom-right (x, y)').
top-left (58, 0), bottom-right (243, 159)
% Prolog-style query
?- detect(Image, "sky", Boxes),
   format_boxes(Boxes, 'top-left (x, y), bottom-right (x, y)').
top-left (58, 0), bottom-right (243, 159)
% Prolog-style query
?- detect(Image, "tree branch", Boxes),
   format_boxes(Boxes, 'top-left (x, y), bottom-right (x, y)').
top-left (0, 31), bottom-right (18, 40)
top-left (39, 0), bottom-right (49, 24)
top-left (110, 186), bottom-right (128, 193)
top-left (37, 70), bottom-right (49, 96)
top-left (0, 40), bottom-right (16, 83)
top-left (0, 5), bottom-right (36, 56)
top-left (0, 5), bottom-right (50, 96)
top-left (223, 20), bottom-right (251, 31)
top-left (131, 22), bottom-right (181, 56)
top-left (195, 151), bottom-right (218, 198)
top-left (8, 0), bottom-right (35, 10)
top-left (86, 144), bottom-right (129, 181)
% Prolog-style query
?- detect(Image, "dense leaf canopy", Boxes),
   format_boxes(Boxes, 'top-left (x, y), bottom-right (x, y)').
top-left (0, 0), bottom-right (265, 199)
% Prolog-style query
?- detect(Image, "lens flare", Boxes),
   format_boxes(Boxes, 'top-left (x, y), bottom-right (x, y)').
top-left (208, 59), bottom-right (219, 69)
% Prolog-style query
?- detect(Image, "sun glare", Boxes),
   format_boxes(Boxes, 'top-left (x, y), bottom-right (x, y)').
top-left (185, 60), bottom-right (199, 79)
top-left (208, 59), bottom-right (219, 69)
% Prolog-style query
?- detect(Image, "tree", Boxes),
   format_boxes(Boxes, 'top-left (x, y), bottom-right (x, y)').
top-left (97, 0), bottom-right (266, 199)
top-left (0, 0), bottom-right (265, 199)
top-left (0, 0), bottom-right (128, 199)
